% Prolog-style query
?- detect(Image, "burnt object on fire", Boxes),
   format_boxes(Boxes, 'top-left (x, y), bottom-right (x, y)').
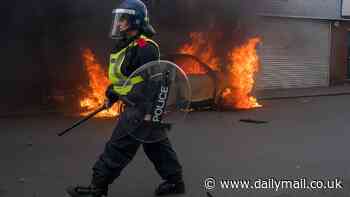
top-left (162, 53), bottom-right (220, 111)
top-left (239, 119), bottom-right (269, 124)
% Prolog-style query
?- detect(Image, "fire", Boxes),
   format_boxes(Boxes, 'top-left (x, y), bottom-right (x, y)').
top-left (79, 49), bottom-right (123, 118)
top-left (223, 38), bottom-right (262, 109)
top-left (175, 57), bottom-right (208, 75)
top-left (178, 32), bottom-right (262, 109)
top-left (79, 34), bottom-right (261, 115)
top-left (178, 32), bottom-right (220, 72)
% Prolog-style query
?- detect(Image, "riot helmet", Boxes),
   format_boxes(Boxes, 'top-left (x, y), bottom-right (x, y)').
top-left (110, 0), bottom-right (156, 40)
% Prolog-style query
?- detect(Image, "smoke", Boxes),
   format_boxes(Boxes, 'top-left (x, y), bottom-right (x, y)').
top-left (148, 0), bottom-right (263, 54)
top-left (148, 0), bottom-right (264, 68)
top-left (1, 0), bottom-right (48, 111)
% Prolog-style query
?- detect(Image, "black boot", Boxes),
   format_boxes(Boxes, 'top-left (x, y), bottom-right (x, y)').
top-left (66, 184), bottom-right (108, 197)
top-left (154, 180), bottom-right (185, 196)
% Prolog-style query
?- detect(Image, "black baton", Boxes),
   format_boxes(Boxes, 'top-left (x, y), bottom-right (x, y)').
top-left (57, 105), bottom-right (107, 137)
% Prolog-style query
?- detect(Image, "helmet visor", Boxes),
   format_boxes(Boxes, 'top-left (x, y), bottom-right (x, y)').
top-left (110, 9), bottom-right (136, 39)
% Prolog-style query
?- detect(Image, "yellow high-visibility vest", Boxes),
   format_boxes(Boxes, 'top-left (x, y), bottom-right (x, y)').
top-left (108, 35), bottom-right (160, 95)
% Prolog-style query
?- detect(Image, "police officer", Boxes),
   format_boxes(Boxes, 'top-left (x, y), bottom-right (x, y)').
top-left (66, 0), bottom-right (185, 196)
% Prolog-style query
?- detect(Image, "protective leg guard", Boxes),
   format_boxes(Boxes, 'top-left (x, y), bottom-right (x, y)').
top-left (154, 180), bottom-right (185, 196)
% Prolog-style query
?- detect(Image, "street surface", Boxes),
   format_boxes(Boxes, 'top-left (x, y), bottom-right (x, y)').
top-left (1, 95), bottom-right (350, 197)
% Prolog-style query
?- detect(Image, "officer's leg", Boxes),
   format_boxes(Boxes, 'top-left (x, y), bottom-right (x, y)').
top-left (92, 134), bottom-right (141, 186)
top-left (143, 137), bottom-right (185, 196)
top-left (66, 125), bottom-right (141, 197)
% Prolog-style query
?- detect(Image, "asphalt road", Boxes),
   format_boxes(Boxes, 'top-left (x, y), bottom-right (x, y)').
top-left (1, 95), bottom-right (350, 197)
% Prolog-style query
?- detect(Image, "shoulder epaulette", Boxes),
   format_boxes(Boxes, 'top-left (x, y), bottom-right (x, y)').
top-left (136, 37), bottom-right (148, 48)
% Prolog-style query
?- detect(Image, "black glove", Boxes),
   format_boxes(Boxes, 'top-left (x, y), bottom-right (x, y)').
top-left (105, 84), bottom-right (119, 104)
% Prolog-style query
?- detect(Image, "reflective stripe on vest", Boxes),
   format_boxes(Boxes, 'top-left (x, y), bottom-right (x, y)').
top-left (108, 35), bottom-right (160, 96)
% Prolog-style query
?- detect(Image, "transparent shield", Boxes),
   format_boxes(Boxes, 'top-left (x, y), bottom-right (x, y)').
top-left (122, 60), bottom-right (192, 143)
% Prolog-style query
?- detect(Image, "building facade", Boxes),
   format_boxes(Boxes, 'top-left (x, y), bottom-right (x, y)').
top-left (254, 0), bottom-right (350, 90)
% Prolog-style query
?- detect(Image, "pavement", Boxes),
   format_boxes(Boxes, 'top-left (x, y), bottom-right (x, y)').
top-left (256, 84), bottom-right (350, 100)
top-left (1, 90), bottom-right (350, 197)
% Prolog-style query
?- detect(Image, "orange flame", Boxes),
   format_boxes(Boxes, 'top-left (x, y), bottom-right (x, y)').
top-left (178, 32), bottom-right (262, 109)
top-left (176, 57), bottom-right (208, 75)
top-left (222, 38), bottom-right (262, 109)
top-left (79, 49), bottom-right (123, 118)
top-left (178, 32), bottom-right (220, 72)
top-left (79, 34), bottom-right (262, 114)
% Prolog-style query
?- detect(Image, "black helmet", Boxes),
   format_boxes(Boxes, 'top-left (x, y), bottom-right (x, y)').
top-left (110, 0), bottom-right (156, 40)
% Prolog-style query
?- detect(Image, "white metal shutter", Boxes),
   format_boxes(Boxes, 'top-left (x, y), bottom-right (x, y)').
top-left (342, 0), bottom-right (350, 16)
top-left (255, 17), bottom-right (331, 90)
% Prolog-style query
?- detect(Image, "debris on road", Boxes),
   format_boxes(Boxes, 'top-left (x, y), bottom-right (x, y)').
top-left (239, 119), bottom-right (269, 124)
top-left (18, 178), bottom-right (26, 183)
top-left (299, 98), bottom-right (312, 103)
top-left (26, 142), bottom-right (33, 147)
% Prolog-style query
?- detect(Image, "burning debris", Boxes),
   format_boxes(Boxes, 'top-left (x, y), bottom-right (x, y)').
top-left (178, 32), bottom-right (221, 72)
top-left (77, 32), bottom-right (262, 118)
top-left (178, 32), bottom-right (262, 110)
top-left (222, 37), bottom-right (262, 109)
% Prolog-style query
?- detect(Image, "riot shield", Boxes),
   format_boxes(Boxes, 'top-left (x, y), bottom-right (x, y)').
top-left (121, 60), bottom-right (192, 143)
